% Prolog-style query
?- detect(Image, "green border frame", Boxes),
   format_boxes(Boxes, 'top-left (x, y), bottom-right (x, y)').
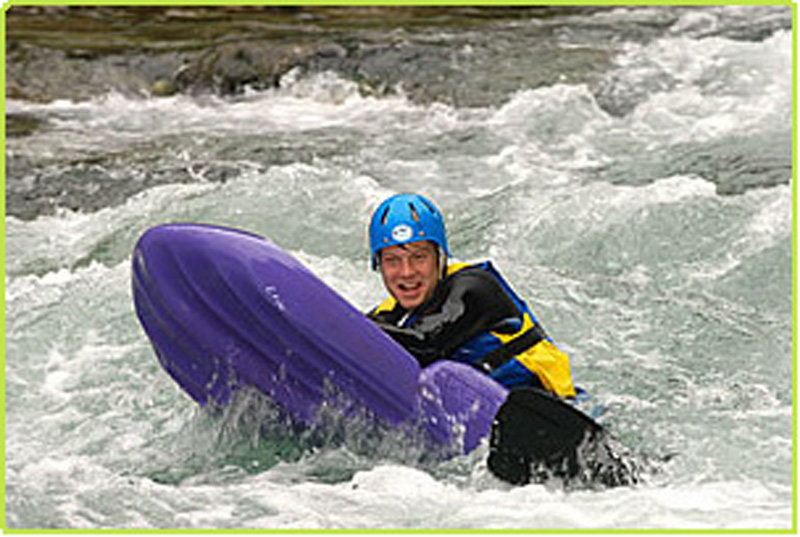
top-left (0, 0), bottom-right (796, 533)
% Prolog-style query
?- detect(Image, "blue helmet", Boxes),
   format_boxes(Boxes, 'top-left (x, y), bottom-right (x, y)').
top-left (369, 193), bottom-right (450, 270)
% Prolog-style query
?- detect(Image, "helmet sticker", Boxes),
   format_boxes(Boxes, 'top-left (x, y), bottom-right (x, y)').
top-left (391, 224), bottom-right (413, 242)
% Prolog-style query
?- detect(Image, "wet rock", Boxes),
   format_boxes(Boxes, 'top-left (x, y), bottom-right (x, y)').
top-left (6, 41), bottom-right (184, 102)
top-left (6, 113), bottom-right (47, 137)
top-left (303, 41), bottom-right (457, 102)
top-left (591, 65), bottom-right (678, 118)
top-left (150, 77), bottom-right (177, 97)
top-left (173, 41), bottom-right (340, 96)
top-left (6, 6), bottom-right (609, 105)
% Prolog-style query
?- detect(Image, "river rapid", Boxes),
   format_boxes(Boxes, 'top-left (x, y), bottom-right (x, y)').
top-left (4, 6), bottom-right (794, 530)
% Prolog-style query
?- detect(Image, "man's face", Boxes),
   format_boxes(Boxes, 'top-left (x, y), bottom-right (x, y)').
top-left (378, 241), bottom-right (439, 310)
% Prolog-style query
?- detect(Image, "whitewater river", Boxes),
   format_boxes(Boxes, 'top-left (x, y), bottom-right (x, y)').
top-left (5, 6), bottom-right (794, 530)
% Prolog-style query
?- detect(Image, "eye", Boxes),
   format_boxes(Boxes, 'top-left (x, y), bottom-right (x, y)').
top-left (412, 252), bottom-right (427, 261)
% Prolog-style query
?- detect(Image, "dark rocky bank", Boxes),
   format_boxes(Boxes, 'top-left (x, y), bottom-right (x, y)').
top-left (7, 6), bottom-right (613, 106)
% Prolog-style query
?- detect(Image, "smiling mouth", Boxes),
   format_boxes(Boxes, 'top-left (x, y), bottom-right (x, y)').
top-left (397, 282), bottom-right (422, 293)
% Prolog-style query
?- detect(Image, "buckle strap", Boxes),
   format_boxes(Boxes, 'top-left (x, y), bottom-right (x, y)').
top-left (474, 323), bottom-right (547, 373)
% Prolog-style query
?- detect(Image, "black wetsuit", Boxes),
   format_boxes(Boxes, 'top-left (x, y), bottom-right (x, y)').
top-left (368, 261), bottom-right (577, 396)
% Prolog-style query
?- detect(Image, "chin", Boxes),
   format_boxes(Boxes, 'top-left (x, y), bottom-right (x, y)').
top-left (394, 293), bottom-right (422, 310)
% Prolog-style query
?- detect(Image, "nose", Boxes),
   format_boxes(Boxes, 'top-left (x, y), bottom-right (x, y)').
top-left (398, 257), bottom-right (416, 277)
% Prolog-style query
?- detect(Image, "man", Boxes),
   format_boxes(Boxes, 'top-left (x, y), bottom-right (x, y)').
top-left (366, 192), bottom-right (576, 399)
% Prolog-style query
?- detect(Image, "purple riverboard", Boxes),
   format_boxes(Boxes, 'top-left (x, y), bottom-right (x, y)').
top-left (132, 223), bottom-right (508, 453)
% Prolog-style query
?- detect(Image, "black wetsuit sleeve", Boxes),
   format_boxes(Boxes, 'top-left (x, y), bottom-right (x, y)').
top-left (372, 268), bottom-right (521, 367)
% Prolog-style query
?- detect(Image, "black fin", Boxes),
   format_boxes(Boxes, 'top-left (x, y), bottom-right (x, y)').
top-left (488, 388), bottom-right (638, 488)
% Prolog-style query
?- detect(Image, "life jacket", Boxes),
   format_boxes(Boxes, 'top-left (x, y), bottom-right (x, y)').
top-left (373, 261), bottom-right (576, 398)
